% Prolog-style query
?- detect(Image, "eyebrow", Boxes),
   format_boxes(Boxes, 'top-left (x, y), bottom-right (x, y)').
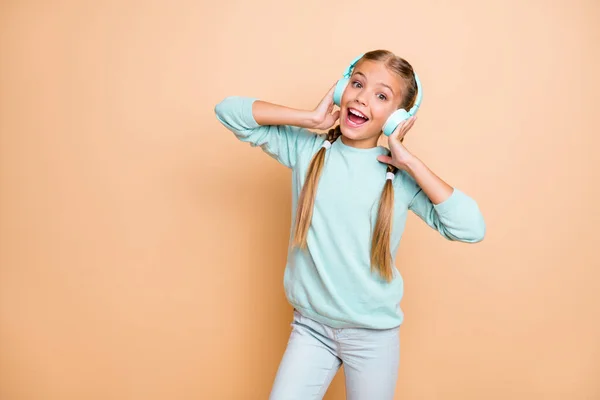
top-left (354, 71), bottom-right (395, 95)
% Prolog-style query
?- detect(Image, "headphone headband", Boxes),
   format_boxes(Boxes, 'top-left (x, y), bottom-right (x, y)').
top-left (343, 54), bottom-right (364, 78)
top-left (408, 73), bottom-right (422, 115)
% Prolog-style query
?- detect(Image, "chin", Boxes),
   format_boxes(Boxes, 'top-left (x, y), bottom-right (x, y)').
top-left (340, 121), bottom-right (380, 142)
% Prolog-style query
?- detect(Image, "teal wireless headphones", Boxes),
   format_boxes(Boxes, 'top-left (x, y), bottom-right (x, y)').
top-left (332, 54), bottom-right (423, 136)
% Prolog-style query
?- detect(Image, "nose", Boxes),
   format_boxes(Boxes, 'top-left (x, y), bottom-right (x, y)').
top-left (354, 94), bottom-right (367, 106)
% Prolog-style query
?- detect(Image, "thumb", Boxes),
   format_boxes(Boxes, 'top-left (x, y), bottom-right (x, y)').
top-left (327, 82), bottom-right (337, 98)
top-left (377, 155), bottom-right (393, 165)
top-left (323, 83), bottom-right (337, 105)
top-left (331, 110), bottom-right (340, 121)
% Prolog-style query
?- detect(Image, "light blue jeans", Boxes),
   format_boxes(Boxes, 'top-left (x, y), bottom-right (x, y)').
top-left (269, 310), bottom-right (401, 400)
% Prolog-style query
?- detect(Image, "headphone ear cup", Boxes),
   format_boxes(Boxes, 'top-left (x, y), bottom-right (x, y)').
top-left (382, 109), bottom-right (410, 136)
top-left (333, 78), bottom-right (348, 106)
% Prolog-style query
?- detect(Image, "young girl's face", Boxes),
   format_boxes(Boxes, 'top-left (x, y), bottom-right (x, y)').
top-left (339, 59), bottom-right (405, 147)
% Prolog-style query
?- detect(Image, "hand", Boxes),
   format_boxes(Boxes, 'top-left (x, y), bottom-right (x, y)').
top-left (310, 84), bottom-right (340, 130)
top-left (377, 116), bottom-right (417, 170)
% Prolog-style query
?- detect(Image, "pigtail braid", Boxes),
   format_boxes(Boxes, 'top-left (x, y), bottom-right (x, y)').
top-left (292, 126), bottom-right (342, 249)
top-left (371, 154), bottom-right (398, 282)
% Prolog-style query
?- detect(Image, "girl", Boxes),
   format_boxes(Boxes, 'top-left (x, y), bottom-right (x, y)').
top-left (214, 50), bottom-right (485, 400)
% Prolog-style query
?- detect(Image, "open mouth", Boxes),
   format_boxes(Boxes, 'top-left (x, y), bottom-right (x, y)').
top-left (345, 108), bottom-right (369, 128)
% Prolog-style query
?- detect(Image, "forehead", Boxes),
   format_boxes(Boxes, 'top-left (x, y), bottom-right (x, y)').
top-left (352, 59), bottom-right (404, 94)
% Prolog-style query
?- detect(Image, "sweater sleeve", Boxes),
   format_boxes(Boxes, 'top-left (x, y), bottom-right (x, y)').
top-left (214, 96), bottom-right (320, 169)
top-left (402, 172), bottom-right (486, 243)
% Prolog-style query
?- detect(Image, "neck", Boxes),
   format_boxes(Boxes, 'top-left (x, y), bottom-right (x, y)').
top-left (340, 135), bottom-right (379, 149)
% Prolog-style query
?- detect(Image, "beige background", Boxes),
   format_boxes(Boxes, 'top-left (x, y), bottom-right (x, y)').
top-left (1, 0), bottom-right (599, 399)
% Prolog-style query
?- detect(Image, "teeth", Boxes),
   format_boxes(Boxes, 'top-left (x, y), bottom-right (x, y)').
top-left (349, 109), bottom-right (367, 119)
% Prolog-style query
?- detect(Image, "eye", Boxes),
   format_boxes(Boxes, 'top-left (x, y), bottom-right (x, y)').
top-left (377, 93), bottom-right (387, 101)
top-left (351, 80), bottom-right (362, 88)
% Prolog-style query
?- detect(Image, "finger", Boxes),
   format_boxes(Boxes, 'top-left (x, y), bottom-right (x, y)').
top-left (331, 110), bottom-right (340, 121)
top-left (328, 82), bottom-right (337, 95)
top-left (396, 117), bottom-right (417, 139)
top-left (325, 82), bottom-right (337, 100)
top-left (399, 120), bottom-right (415, 138)
top-left (322, 85), bottom-right (337, 108)
top-left (317, 84), bottom-right (336, 108)
top-left (389, 120), bottom-right (407, 140)
top-left (377, 155), bottom-right (393, 165)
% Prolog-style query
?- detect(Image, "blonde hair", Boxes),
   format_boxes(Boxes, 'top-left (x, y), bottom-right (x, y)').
top-left (292, 50), bottom-right (419, 282)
